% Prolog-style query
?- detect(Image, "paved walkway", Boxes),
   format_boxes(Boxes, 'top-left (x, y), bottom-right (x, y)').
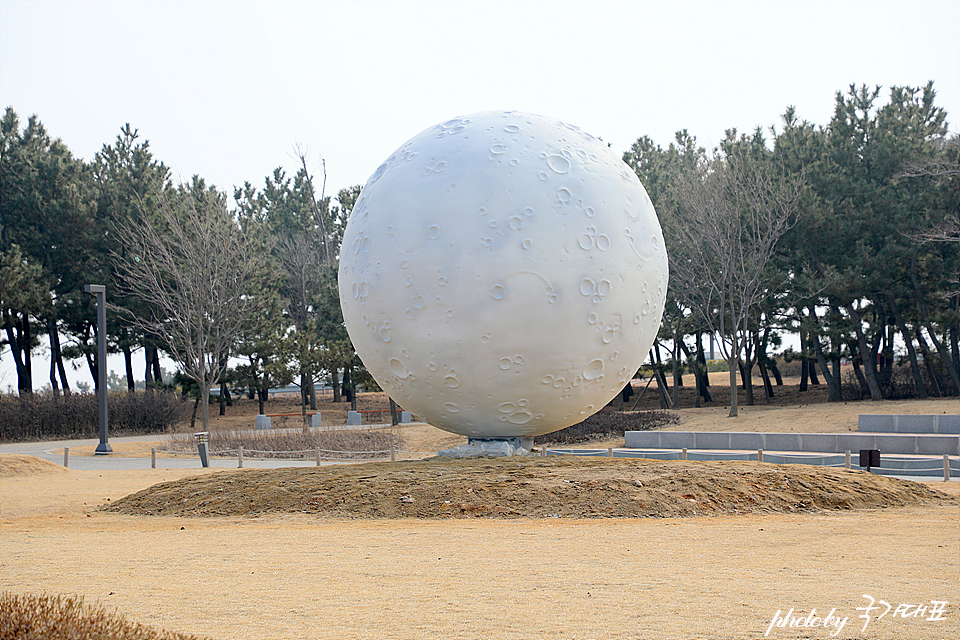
top-left (0, 434), bottom-right (343, 471)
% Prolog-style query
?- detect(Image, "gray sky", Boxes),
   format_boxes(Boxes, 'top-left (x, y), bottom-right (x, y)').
top-left (1, 0), bottom-right (959, 388)
top-left (3, 0), bottom-right (958, 195)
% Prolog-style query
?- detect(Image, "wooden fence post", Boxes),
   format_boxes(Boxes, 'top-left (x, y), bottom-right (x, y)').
top-left (151, 447), bottom-right (156, 469)
top-left (238, 446), bottom-right (243, 468)
top-left (63, 447), bottom-right (69, 468)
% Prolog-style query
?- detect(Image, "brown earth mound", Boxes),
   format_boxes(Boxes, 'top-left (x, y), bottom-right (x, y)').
top-left (0, 453), bottom-right (71, 477)
top-left (104, 456), bottom-right (954, 519)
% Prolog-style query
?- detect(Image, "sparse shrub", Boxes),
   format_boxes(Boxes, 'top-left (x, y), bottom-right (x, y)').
top-left (0, 391), bottom-right (190, 443)
top-left (535, 410), bottom-right (680, 446)
top-left (110, 391), bottom-right (191, 433)
top-left (0, 591), bottom-right (207, 640)
top-left (841, 358), bottom-right (957, 401)
top-left (775, 355), bottom-right (804, 378)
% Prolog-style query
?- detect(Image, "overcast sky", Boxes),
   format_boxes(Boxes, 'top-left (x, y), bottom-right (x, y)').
top-left (1, 0), bottom-right (959, 387)
top-left (3, 0), bottom-right (958, 196)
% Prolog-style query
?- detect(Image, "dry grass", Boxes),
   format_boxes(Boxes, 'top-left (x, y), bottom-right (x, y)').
top-left (0, 454), bottom-right (71, 477)
top-left (162, 426), bottom-right (404, 459)
top-left (0, 592), bottom-right (208, 640)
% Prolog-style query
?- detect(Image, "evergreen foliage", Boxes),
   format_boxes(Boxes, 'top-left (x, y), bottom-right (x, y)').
top-left (1, 82), bottom-right (957, 414)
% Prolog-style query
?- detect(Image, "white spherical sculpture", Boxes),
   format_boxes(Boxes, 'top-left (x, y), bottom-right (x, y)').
top-left (339, 111), bottom-right (667, 438)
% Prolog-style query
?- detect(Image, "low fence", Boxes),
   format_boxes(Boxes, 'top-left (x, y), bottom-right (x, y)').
top-left (134, 443), bottom-right (958, 481)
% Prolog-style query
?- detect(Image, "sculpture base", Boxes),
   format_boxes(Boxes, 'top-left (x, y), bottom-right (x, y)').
top-left (468, 437), bottom-right (533, 451)
top-left (94, 442), bottom-right (113, 455)
top-left (439, 437), bottom-right (533, 458)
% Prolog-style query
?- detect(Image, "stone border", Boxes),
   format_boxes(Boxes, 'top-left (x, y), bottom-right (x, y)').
top-left (858, 414), bottom-right (959, 434)
top-left (623, 431), bottom-right (960, 455)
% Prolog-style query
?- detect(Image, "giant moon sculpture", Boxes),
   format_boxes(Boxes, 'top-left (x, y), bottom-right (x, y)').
top-left (339, 111), bottom-right (668, 439)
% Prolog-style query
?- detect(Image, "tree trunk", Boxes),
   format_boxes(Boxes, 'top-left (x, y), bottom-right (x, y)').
top-left (952, 294), bottom-right (960, 383)
top-left (696, 333), bottom-right (712, 402)
top-left (756, 329), bottom-right (775, 400)
top-left (808, 355), bottom-right (820, 385)
top-left (190, 396), bottom-right (199, 430)
top-left (769, 360), bottom-right (783, 386)
top-left (727, 355), bottom-right (739, 417)
top-left (4, 310), bottom-right (33, 394)
top-left (832, 353), bottom-right (843, 401)
top-left (887, 295), bottom-right (927, 399)
top-left (741, 332), bottom-right (755, 406)
top-left (46, 320), bottom-right (59, 397)
top-left (47, 318), bottom-right (70, 395)
top-left (332, 369), bottom-right (341, 403)
top-left (257, 387), bottom-right (265, 415)
top-left (911, 252), bottom-right (960, 395)
top-left (390, 398), bottom-right (399, 425)
top-left (86, 326), bottom-right (99, 393)
top-left (671, 336), bottom-right (680, 408)
top-left (843, 302), bottom-right (884, 400)
top-left (55, 341), bottom-right (70, 396)
top-left (649, 349), bottom-right (672, 410)
top-left (758, 358), bottom-right (774, 402)
top-left (798, 316), bottom-right (809, 392)
top-left (679, 336), bottom-right (710, 406)
top-left (152, 348), bottom-right (163, 385)
top-left (742, 360), bottom-right (755, 406)
top-left (48, 350), bottom-right (60, 397)
top-left (200, 384), bottom-right (210, 430)
top-left (21, 314), bottom-right (33, 393)
top-left (300, 372), bottom-right (308, 419)
top-left (807, 306), bottom-right (839, 402)
top-left (309, 380), bottom-right (317, 411)
top-left (144, 346), bottom-right (155, 388)
top-left (347, 368), bottom-right (358, 411)
top-left (850, 357), bottom-right (868, 400)
top-left (914, 326), bottom-right (942, 397)
top-left (123, 344), bottom-right (135, 392)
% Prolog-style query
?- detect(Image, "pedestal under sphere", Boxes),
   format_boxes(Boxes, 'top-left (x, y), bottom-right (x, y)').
top-left (339, 111), bottom-right (668, 438)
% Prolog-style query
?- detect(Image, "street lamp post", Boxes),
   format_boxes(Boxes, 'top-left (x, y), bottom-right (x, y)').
top-left (84, 284), bottom-right (112, 455)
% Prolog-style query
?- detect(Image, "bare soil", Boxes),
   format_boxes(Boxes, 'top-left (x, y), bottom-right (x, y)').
top-left (103, 456), bottom-right (955, 520)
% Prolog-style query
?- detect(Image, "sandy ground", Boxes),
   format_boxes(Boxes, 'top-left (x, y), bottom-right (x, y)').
top-left (2, 388), bottom-right (958, 639)
top-left (1, 456), bottom-right (957, 640)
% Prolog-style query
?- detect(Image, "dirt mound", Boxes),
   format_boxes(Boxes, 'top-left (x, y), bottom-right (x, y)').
top-left (0, 453), bottom-right (70, 477)
top-left (104, 456), bottom-right (954, 519)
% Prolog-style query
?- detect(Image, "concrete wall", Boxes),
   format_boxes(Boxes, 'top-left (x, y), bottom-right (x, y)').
top-left (858, 414), bottom-right (959, 434)
top-left (623, 430), bottom-right (960, 455)
top-left (546, 447), bottom-right (960, 478)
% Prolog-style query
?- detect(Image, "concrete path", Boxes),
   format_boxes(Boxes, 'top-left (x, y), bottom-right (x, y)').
top-left (0, 434), bottom-right (349, 471)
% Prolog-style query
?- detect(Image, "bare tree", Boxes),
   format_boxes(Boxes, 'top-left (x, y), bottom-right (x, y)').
top-left (667, 138), bottom-right (803, 417)
top-left (112, 182), bottom-right (273, 430)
